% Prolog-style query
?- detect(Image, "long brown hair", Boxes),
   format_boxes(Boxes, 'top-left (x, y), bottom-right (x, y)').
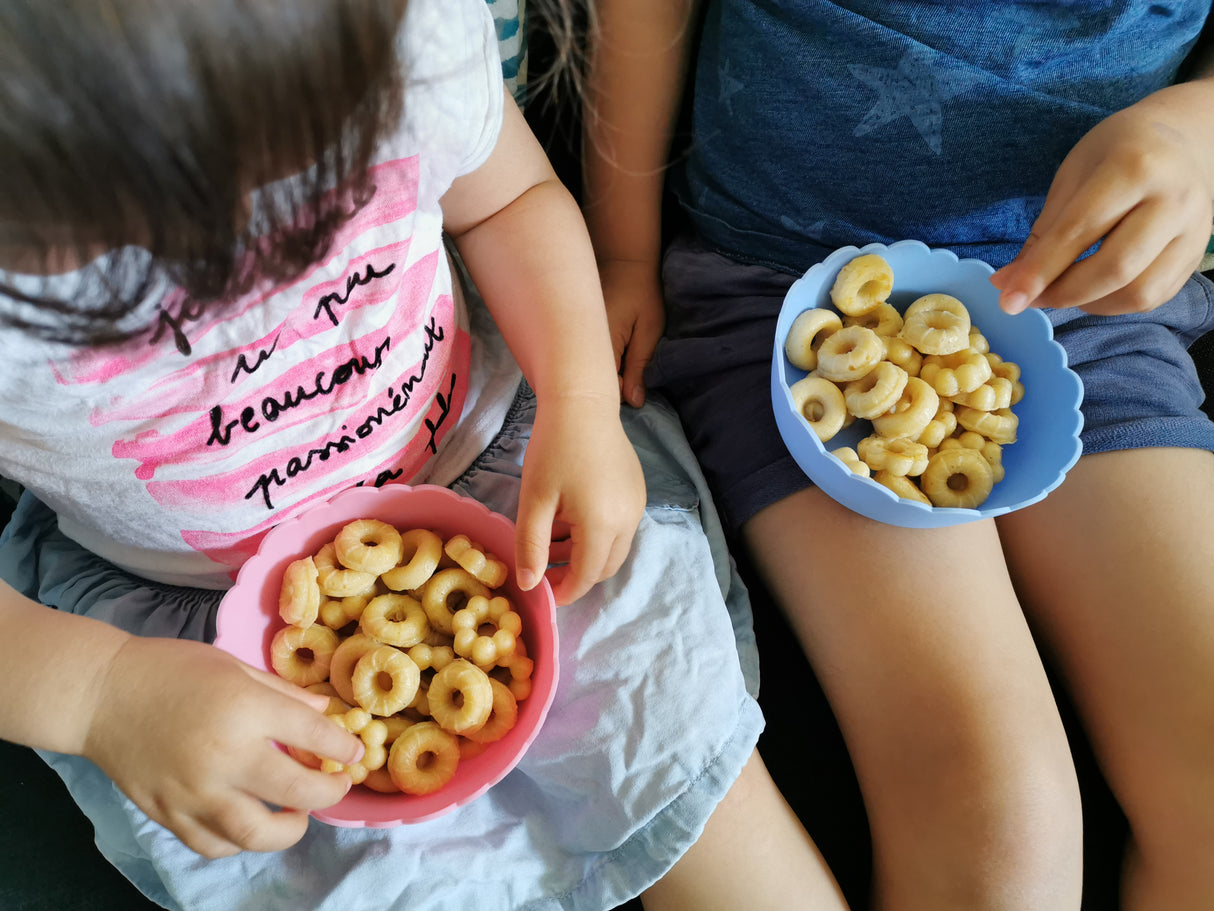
top-left (0, 0), bottom-right (407, 343)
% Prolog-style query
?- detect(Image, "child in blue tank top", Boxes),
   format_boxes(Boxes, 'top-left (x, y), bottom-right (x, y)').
top-left (585, 1), bottom-right (1214, 907)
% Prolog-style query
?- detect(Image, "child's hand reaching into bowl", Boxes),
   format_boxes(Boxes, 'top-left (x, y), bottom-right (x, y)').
top-left (992, 79), bottom-right (1214, 317)
top-left (514, 393), bottom-right (645, 606)
top-left (83, 637), bottom-right (363, 858)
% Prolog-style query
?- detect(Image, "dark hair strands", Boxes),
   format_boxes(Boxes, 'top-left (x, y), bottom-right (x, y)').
top-left (0, 0), bottom-right (407, 344)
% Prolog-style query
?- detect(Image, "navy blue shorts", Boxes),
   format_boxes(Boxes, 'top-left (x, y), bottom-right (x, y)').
top-left (648, 234), bottom-right (1214, 532)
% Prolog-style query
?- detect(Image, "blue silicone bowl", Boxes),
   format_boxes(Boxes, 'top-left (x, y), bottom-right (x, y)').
top-left (771, 240), bottom-right (1084, 528)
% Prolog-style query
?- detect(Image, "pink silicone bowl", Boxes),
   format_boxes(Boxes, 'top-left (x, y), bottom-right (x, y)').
top-left (214, 483), bottom-right (559, 828)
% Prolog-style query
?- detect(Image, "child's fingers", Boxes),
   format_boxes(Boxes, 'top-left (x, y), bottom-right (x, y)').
top-left (248, 747), bottom-right (354, 813)
top-left (549, 530), bottom-right (611, 606)
top-left (1070, 235), bottom-right (1199, 317)
top-left (1029, 201), bottom-right (1175, 311)
top-left (271, 698), bottom-right (364, 767)
top-left (197, 793), bottom-right (314, 855)
top-left (621, 318), bottom-right (662, 408)
top-left (513, 491), bottom-right (557, 592)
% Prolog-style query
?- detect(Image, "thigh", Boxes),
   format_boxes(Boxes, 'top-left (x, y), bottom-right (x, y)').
top-left (999, 447), bottom-right (1214, 840)
top-left (743, 488), bottom-right (1076, 829)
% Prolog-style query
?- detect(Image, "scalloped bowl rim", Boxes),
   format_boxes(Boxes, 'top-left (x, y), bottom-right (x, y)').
top-left (772, 240), bottom-right (1084, 528)
top-left (215, 482), bottom-right (558, 827)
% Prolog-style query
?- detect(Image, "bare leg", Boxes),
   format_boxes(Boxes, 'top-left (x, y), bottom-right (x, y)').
top-left (1000, 448), bottom-right (1214, 911)
top-left (743, 487), bottom-right (1083, 911)
top-left (641, 748), bottom-right (849, 911)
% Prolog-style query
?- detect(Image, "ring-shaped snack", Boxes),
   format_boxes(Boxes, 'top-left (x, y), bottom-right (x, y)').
top-left (844, 361), bottom-right (909, 420)
top-left (919, 447), bottom-right (995, 509)
top-left (321, 708), bottom-right (389, 784)
top-left (421, 567), bottom-right (491, 635)
top-left (278, 556), bottom-right (321, 628)
top-left (444, 534), bottom-right (509, 589)
top-left (327, 632), bottom-right (382, 706)
top-left (919, 349), bottom-right (993, 398)
top-left (359, 592), bottom-right (429, 648)
top-left (881, 336), bottom-right (923, 378)
top-left (857, 435), bottom-right (930, 478)
top-left (452, 595), bottom-right (522, 667)
top-left (461, 678), bottom-right (519, 745)
top-left (314, 542), bottom-right (377, 599)
top-left (815, 325), bottom-right (885, 382)
top-left (872, 469), bottom-right (932, 505)
top-left (898, 293), bottom-right (972, 355)
top-left (387, 721), bottom-right (461, 796)
top-left (871, 377), bottom-right (940, 440)
top-left (955, 405), bottom-right (1019, 445)
top-left (334, 518), bottom-right (404, 575)
top-left (829, 252), bottom-right (894, 316)
top-left (270, 623), bottom-right (339, 687)
top-left (784, 308), bottom-right (843, 371)
top-left (789, 375), bottom-right (848, 443)
top-left (380, 527), bottom-right (443, 592)
top-left (427, 658), bottom-right (494, 734)
top-left (352, 644), bottom-right (421, 716)
top-left (843, 302), bottom-right (903, 337)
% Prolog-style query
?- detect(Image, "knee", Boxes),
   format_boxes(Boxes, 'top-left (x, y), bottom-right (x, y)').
top-left (873, 738), bottom-right (1084, 909)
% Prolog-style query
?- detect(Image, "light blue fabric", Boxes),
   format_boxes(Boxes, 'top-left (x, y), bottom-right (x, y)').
top-left (676, 0), bottom-right (1212, 274)
top-left (0, 385), bottom-right (762, 911)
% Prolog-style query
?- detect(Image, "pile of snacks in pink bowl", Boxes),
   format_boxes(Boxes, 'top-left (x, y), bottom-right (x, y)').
top-left (214, 483), bottom-right (559, 828)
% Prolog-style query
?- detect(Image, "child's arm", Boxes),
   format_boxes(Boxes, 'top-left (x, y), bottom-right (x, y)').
top-left (581, 0), bottom-right (700, 407)
top-left (442, 92), bottom-right (646, 606)
top-left (991, 45), bottom-right (1214, 316)
top-left (0, 579), bottom-right (363, 857)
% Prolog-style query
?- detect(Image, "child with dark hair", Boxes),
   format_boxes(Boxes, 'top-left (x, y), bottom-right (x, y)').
top-left (0, 1), bottom-right (847, 908)
top-left (585, 1), bottom-right (1214, 908)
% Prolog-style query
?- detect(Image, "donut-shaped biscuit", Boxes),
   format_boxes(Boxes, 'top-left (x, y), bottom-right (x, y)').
top-left (421, 567), bottom-right (491, 635)
top-left (444, 535), bottom-right (509, 589)
top-left (815, 325), bottom-right (885, 382)
top-left (380, 528), bottom-right (443, 592)
top-left (278, 556), bottom-right (321, 628)
top-left (920, 448), bottom-right (995, 509)
top-left (452, 595), bottom-right (522, 667)
top-left (387, 721), bottom-right (460, 796)
top-left (951, 376), bottom-right (1015, 411)
top-left (327, 632), bottom-right (381, 706)
top-left (314, 542), bottom-right (377, 599)
top-left (871, 377), bottom-right (940, 440)
top-left (352, 644), bottom-right (421, 716)
top-left (359, 593), bottom-right (429, 648)
top-left (462, 678), bottom-right (519, 745)
top-left (490, 642), bottom-right (535, 702)
top-left (955, 405), bottom-right (1019, 445)
top-left (784, 308), bottom-right (842, 371)
top-left (427, 658), bottom-right (493, 734)
top-left (940, 432), bottom-right (1006, 484)
top-left (407, 642), bottom-right (456, 673)
top-left (843, 303), bottom-right (903, 337)
top-left (789, 375), bottom-right (848, 443)
top-left (857, 435), bottom-right (929, 478)
top-left (829, 253), bottom-right (894, 316)
top-left (334, 518), bottom-right (404, 575)
top-left (919, 349), bottom-right (992, 398)
top-left (844, 361), bottom-right (909, 420)
top-left (872, 469), bottom-right (932, 505)
top-left (898, 294), bottom-right (972, 356)
top-left (270, 623), bottom-right (339, 687)
top-left (829, 446), bottom-right (871, 478)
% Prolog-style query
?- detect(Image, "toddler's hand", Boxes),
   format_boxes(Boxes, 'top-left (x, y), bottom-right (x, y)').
top-left (991, 85), bottom-right (1214, 316)
top-left (600, 258), bottom-right (665, 408)
top-left (513, 394), bottom-right (646, 606)
top-left (83, 636), bottom-right (363, 858)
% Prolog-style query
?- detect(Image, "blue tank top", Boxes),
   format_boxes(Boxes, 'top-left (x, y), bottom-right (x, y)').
top-left (674, 0), bottom-right (1211, 273)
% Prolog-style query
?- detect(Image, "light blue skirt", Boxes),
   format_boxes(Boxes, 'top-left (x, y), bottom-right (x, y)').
top-left (0, 385), bottom-right (763, 911)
